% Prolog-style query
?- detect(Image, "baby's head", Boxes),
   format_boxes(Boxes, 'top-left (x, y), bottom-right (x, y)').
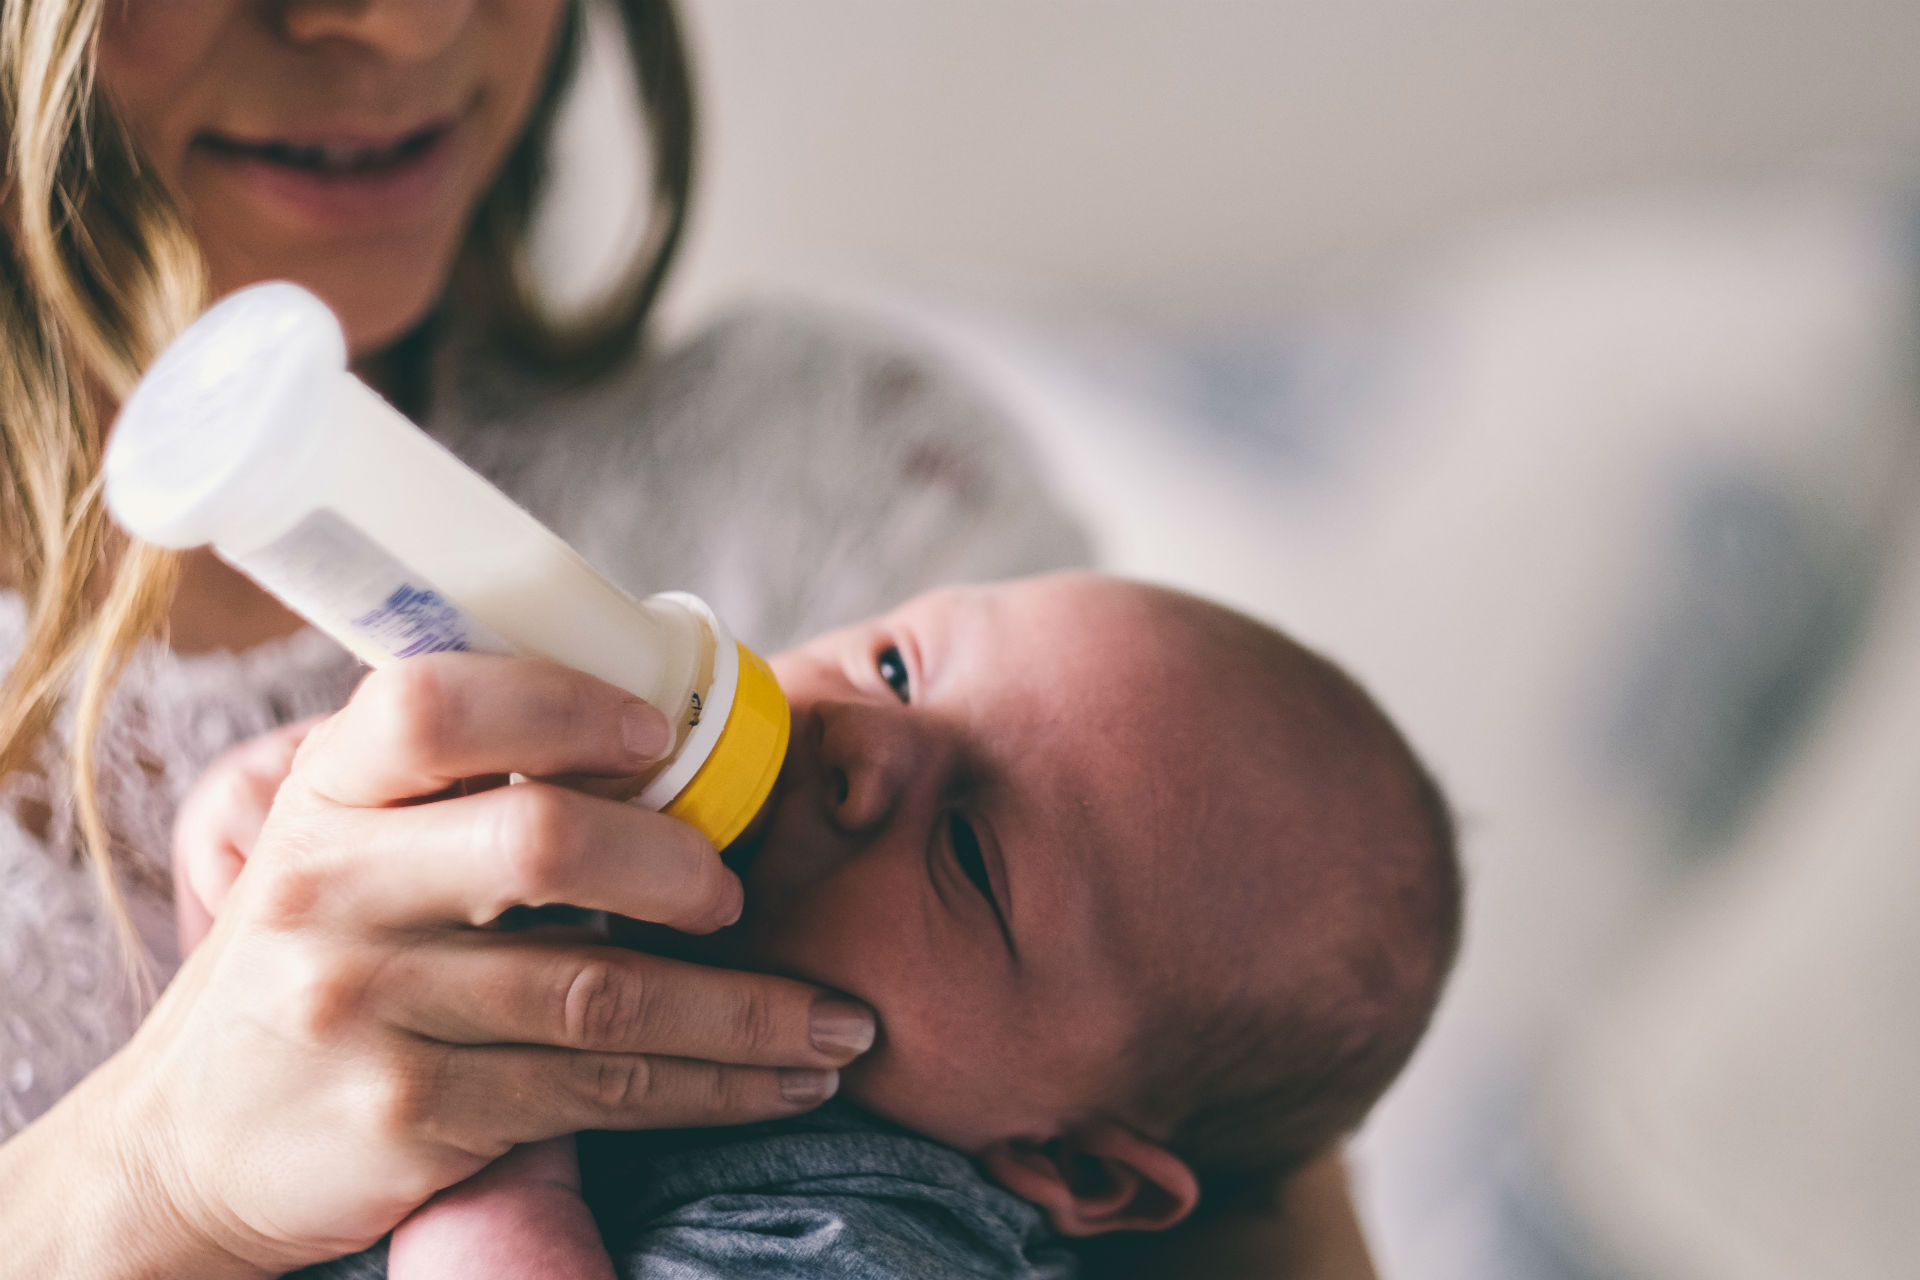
top-left (724, 573), bottom-right (1460, 1235)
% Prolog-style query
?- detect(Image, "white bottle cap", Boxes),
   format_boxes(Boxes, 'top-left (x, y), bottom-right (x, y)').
top-left (106, 281), bottom-right (344, 551)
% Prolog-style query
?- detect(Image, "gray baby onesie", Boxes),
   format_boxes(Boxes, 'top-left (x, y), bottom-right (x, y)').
top-left (296, 1101), bottom-right (1077, 1280)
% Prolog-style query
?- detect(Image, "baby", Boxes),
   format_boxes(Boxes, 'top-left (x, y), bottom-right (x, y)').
top-left (177, 572), bottom-right (1461, 1279)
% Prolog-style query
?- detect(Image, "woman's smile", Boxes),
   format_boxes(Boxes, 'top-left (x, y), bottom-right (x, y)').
top-left (191, 104), bottom-right (473, 232)
top-left (93, 0), bottom-right (571, 350)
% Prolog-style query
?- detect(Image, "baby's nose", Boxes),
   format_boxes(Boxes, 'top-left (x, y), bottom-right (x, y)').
top-left (828, 759), bottom-right (886, 832)
top-left (816, 702), bottom-right (917, 834)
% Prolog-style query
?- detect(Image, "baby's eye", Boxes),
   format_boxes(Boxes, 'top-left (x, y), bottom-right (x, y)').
top-left (948, 813), bottom-right (992, 904)
top-left (876, 645), bottom-right (911, 703)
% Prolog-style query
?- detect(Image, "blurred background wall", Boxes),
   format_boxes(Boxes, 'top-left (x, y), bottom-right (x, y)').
top-left (540, 5), bottom-right (1920, 1278)
top-left (543, 0), bottom-right (1920, 327)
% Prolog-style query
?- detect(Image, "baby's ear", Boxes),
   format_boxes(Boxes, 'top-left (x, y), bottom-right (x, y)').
top-left (980, 1118), bottom-right (1199, 1237)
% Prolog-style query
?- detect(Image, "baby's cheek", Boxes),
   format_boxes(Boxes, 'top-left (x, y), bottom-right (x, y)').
top-left (838, 999), bottom-right (1036, 1154)
top-left (734, 860), bottom-right (1044, 1147)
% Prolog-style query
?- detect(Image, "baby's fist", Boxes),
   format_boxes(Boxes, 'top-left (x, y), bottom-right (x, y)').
top-left (171, 715), bottom-right (323, 953)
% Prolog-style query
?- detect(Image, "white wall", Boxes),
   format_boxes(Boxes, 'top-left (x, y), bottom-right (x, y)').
top-left (543, 1), bottom-right (1920, 328)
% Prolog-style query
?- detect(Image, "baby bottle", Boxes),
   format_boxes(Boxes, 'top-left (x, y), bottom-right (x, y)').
top-left (103, 282), bottom-right (789, 852)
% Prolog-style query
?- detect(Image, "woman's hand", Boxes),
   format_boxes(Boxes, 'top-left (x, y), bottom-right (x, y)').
top-left (76, 654), bottom-right (872, 1277)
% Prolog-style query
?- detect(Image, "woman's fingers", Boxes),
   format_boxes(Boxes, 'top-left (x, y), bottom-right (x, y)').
top-left (294, 781), bottom-right (739, 933)
top-left (297, 654), bottom-right (673, 807)
top-left (259, 655), bottom-right (734, 930)
top-left (431, 1046), bottom-right (842, 1144)
top-left (380, 940), bottom-right (876, 1069)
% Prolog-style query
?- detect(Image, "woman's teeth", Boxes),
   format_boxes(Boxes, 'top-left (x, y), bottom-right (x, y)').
top-left (203, 131), bottom-right (440, 174)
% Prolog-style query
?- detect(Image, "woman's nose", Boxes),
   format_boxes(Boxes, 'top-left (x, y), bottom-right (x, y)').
top-left (816, 701), bottom-right (922, 835)
top-left (280, 0), bottom-right (475, 59)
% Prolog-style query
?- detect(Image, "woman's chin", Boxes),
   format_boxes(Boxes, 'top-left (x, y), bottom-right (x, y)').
top-left (328, 272), bottom-right (449, 355)
top-left (202, 248), bottom-right (452, 357)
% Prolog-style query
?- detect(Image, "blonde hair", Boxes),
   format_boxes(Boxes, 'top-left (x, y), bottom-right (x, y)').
top-left (0, 0), bottom-right (695, 946)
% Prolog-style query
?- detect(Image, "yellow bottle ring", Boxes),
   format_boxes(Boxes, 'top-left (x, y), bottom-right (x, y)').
top-left (664, 642), bottom-right (790, 851)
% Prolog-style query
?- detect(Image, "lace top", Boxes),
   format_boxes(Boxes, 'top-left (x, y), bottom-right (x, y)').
top-left (0, 302), bottom-right (1089, 1139)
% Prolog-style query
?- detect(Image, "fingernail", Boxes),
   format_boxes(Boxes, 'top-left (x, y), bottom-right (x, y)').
top-left (622, 704), bottom-right (672, 763)
top-left (779, 1068), bottom-right (839, 1105)
top-left (810, 998), bottom-right (877, 1058)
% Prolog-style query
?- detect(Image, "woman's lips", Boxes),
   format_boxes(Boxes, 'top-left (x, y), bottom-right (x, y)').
top-left (192, 117), bottom-right (463, 230)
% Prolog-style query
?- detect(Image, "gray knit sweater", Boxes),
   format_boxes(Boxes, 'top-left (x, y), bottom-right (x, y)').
top-left (0, 301), bottom-right (1089, 1140)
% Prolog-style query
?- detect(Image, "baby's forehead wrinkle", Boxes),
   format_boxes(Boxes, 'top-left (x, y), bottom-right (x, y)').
top-left (1065, 594), bottom-right (1334, 990)
top-left (969, 576), bottom-right (1218, 992)
top-left (984, 704), bottom-right (1129, 987)
top-left (1039, 733), bottom-right (1183, 993)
